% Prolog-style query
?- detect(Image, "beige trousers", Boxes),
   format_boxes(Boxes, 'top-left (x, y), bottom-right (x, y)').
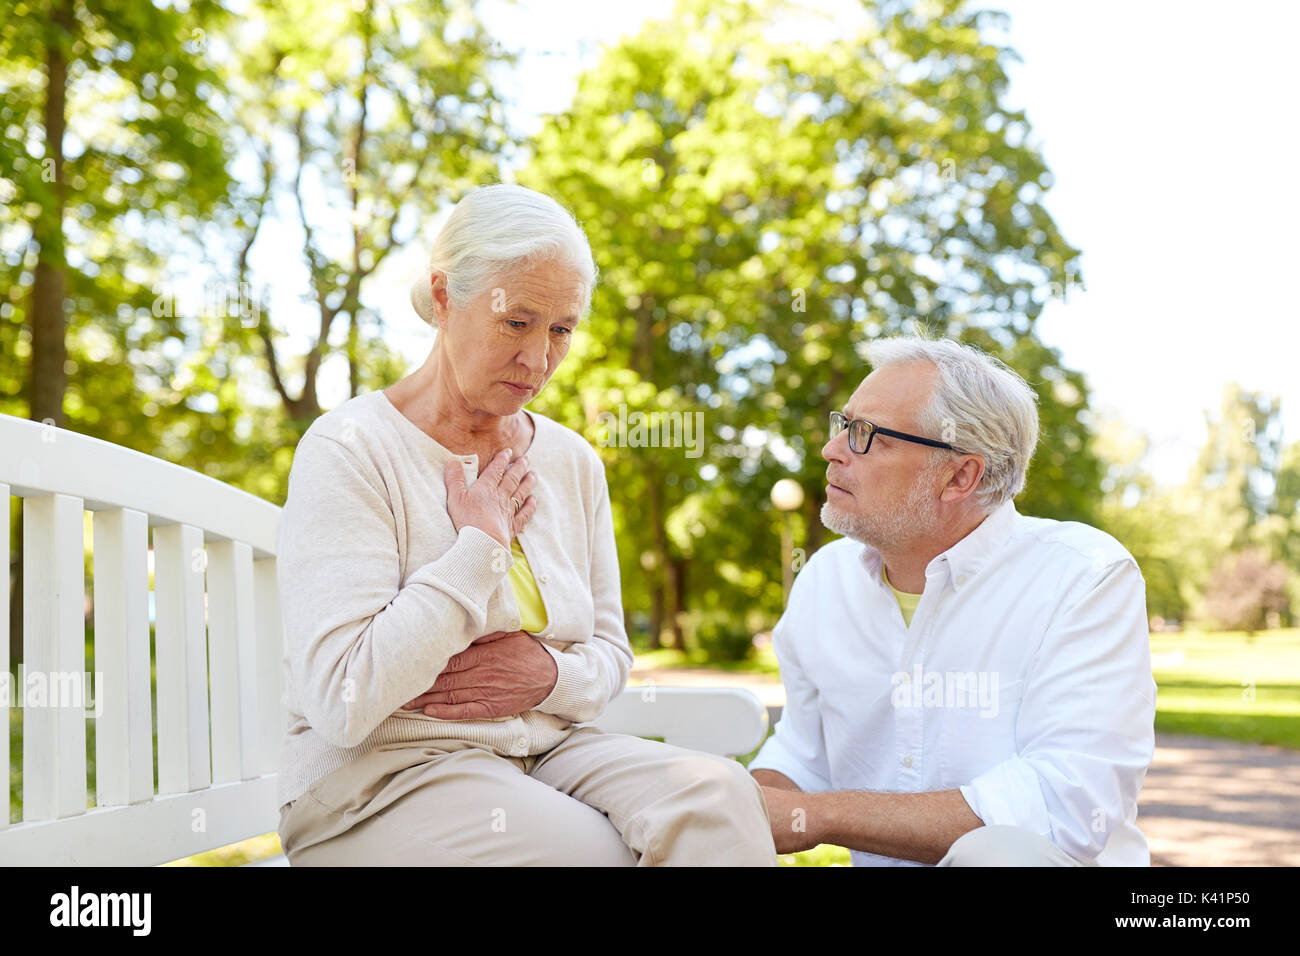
top-left (936, 825), bottom-right (1090, 866)
top-left (278, 726), bottom-right (778, 866)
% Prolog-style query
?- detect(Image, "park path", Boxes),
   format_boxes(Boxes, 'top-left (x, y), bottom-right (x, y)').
top-left (627, 666), bottom-right (1300, 867)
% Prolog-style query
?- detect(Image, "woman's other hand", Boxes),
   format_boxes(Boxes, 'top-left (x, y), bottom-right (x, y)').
top-left (443, 448), bottom-right (537, 547)
top-left (400, 630), bottom-right (559, 720)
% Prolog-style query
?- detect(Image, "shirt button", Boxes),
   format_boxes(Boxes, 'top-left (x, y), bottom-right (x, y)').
top-left (515, 736), bottom-right (528, 754)
top-left (539, 575), bottom-right (548, 584)
top-left (902, 756), bottom-right (913, 768)
top-left (902, 673), bottom-right (911, 683)
top-left (957, 575), bottom-right (967, 585)
top-left (509, 618), bottom-right (520, 629)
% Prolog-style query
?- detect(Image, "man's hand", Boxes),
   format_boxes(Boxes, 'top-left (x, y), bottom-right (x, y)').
top-left (761, 786), bottom-right (822, 854)
top-left (401, 631), bottom-right (558, 720)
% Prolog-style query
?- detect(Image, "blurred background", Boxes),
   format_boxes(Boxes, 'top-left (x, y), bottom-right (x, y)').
top-left (4, 0), bottom-right (1298, 864)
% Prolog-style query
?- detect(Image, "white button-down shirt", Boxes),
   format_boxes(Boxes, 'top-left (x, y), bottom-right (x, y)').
top-left (749, 500), bottom-right (1157, 866)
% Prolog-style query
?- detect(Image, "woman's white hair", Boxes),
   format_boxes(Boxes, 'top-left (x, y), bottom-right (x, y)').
top-left (409, 183), bottom-right (597, 328)
top-left (864, 335), bottom-right (1040, 509)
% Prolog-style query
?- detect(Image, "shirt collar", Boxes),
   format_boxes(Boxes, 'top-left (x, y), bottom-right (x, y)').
top-left (857, 499), bottom-right (1020, 593)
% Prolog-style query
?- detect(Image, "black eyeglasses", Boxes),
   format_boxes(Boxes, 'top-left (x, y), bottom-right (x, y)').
top-left (829, 410), bottom-right (959, 456)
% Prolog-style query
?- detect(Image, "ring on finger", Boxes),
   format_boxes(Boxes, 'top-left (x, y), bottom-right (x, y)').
top-left (511, 496), bottom-right (522, 513)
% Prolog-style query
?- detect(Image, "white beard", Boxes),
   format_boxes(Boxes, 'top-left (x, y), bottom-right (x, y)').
top-left (820, 462), bottom-right (942, 551)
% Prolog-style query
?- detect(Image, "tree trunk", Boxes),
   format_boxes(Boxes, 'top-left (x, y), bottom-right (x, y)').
top-left (348, 311), bottom-right (360, 399)
top-left (804, 489), bottom-right (824, 555)
top-left (646, 478), bottom-right (666, 649)
top-left (668, 555), bottom-right (686, 651)
top-left (28, 0), bottom-right (72, 429)
top-left (648, 582), bottom-right (664, 651)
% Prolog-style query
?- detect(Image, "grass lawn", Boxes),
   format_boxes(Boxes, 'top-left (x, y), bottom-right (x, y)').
top-left (1150, 628), bottom-right (1300, 749)
top-left (632, 645), bottom-right (781, 675)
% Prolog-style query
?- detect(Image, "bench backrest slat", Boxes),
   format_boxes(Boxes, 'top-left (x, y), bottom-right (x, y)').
top-left (254, 558), bottom-right (284, 776)
top-left (92, 506), bottom-right (155, 807)
top-left (22, 493), bottom-right (88, 823)
top-left (207, 539), bottom-right (259, 783)
top-left (152, 522), bottom-right (211, 796)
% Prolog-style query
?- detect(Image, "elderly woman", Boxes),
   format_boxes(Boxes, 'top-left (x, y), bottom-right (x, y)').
top-left (274, 183), bottom-right (775, 865)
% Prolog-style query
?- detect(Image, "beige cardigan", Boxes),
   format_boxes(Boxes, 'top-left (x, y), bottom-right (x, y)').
top-left (274, 389), bottom-right (632, 809)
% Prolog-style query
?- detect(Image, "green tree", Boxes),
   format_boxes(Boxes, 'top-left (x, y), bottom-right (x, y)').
top-left (1, 0), bottom-right (231, 433)
top-left (2, 0), bottom-right (232, 662)
top-left (1178, 384), bottom-right (1284, 619)
top-left (1255, 437), bottom-right (1300, 623)
top-left (1099, 385), bottom-right (1292, 627)
top-left (1092, 417), bottom-right (1193, 622)
top-left (523, 0), bottom-right (1099, 656)
top-left (1189, 383), bottom-right (1283, 545)
top-left (208, 0), bottom-right (509, 431)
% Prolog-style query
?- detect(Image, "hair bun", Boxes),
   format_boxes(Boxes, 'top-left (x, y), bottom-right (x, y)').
top-left (409, 273), bottom-right (438, 328)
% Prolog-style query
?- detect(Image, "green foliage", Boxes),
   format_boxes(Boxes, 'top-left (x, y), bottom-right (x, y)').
top-left (524, 0), bottom-right (1099, 653)
top-left (2, 0), bottom-right (1167, 666)
top-left (1, 0), bottom-right (232, 442)
top-left (1093, 387), bottom-right (1297, 627)
top-left (202, 0), bottom-right (512, 431)
top-left (681, 608), bottom-right (757, 661)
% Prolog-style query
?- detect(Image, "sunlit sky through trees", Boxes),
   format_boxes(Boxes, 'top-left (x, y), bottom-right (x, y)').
top-left (256, 0), bottom-right (1299, 488)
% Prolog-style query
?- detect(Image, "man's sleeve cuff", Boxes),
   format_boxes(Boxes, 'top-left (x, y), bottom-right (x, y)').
top-left (959, 756), bottom-right (1053, 836)
top-left (747, 733), bottom-right (831, 793)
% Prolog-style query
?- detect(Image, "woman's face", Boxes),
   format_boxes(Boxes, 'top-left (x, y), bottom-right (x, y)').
top-left (435, 258), bottom-right (587, 417)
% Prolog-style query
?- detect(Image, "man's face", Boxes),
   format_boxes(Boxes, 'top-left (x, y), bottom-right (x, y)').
top-left (821, 361), bottom-right (946, 550)
top-left (437, 258), bottom-right (587, 416)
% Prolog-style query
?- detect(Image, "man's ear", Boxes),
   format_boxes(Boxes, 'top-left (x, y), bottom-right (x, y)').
top-left (941, 454), bottom-right (986, 503)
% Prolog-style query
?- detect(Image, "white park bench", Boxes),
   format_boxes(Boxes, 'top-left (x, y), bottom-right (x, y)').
top-left (0, 412), bottom-right (768, 866)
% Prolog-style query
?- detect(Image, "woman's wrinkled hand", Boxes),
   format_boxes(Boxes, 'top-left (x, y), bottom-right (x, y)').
top-left (443, 448), bottom-right (537, 547)
top-left (400, 630), bottom-right (559, 720)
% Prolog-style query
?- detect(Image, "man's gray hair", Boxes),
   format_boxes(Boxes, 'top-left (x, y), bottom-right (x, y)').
top-left (410, 183), bottom-right (597, 327)
top-left (864, 336), bottom-right (1040, 508)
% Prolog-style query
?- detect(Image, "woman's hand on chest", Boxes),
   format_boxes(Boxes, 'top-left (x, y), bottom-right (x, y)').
top-left (442, 448), bottom-right (538, 547)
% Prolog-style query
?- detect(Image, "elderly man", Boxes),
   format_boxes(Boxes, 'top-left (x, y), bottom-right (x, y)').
top-left (749, 336), bottom-right (1156, 866)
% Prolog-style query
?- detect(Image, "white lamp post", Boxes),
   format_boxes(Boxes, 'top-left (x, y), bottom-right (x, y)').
top-left (770, 479), bottom-right (805, 605)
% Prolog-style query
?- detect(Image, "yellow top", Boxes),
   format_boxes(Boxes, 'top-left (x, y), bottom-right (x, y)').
top-left (508, 537), bottom-right (549, 634)
top-left (882, 567), bottom-right (922, 628)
